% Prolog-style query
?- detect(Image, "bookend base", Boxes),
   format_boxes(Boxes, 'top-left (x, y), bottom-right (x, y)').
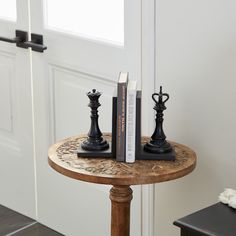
top-left (77, 141), bottom-right (113, 158)
top-left (136, 144), bottom-right (175, 161)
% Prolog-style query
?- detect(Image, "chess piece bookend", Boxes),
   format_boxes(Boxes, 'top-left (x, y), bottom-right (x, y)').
top-left (138, 86), bottom-right (175, 160)
top-left (77, 89), bottom-right (112, 158)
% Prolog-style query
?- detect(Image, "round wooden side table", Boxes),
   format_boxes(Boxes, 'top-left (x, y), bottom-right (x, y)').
top-left (48, 134), bottom-right (197, 236)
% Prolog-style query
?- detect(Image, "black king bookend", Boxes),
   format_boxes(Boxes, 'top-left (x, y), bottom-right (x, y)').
top-left (137, 86), bottom-right (175, 160)
top-left (77, 89), bottom-right (112, 158)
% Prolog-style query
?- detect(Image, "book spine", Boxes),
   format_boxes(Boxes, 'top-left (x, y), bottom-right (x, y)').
top-left (126, 90), bottom-right (137, 163)
top-left (112, 96), bottom-right (117, 159)
top-left (135, 91), bottom-right (142, 158)
top-left (116, 83), bottom-right (127, 162)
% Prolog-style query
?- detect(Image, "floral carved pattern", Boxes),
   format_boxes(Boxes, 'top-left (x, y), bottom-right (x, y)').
top-left (49, 134), bottom-right (196, 185)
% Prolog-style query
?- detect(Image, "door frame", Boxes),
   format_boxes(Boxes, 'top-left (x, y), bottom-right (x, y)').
top-left (141, 0), bottom-right (156, 235)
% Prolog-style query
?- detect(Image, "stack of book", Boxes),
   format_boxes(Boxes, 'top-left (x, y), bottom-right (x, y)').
top-left (114, 72), bottom-right (141, 163)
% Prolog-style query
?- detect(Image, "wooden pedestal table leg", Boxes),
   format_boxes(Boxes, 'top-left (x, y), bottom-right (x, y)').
top-left (109, 185), bottom-right (133, 236)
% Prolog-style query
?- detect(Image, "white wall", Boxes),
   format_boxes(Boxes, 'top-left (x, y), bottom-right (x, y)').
top-left (154, 0), bottom-right (236, 235)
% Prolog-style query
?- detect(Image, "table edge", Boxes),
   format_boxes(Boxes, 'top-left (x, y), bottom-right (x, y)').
top-left (48, 156), bottom-right (197, 186)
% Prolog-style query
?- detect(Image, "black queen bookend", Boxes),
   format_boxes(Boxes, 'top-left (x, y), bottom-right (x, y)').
top-left (136, 86), bottom-right (175, 161)
top-left (77, 89), bottom-right (112, 157)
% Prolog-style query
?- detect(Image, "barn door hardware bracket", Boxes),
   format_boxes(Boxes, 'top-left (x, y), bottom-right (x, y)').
top-left (23, 33), bottom-right (47, 52)
top-left (0, 30), bottom-right (27, 46)
top-left (0, 30), bottom-right (47, 53)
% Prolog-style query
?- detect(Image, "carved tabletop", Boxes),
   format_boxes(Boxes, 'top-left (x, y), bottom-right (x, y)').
top-left (48, 133), bottom-right (196, 186)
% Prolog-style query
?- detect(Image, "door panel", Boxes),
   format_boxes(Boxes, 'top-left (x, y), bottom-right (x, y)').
top-left (0, 50), bottom-right (22, 156)
top-left (0, 52), bottom-right (15, 133)
top-left (50, 65), bottom-right (115, 139)
top-left (30, 0), bottom-right (142, 235)
top-left (0, 0), bottom-right (36, 218)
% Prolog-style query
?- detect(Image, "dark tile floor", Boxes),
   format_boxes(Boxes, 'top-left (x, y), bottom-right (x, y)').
top-left (0, 205), bottom-right (63, 236)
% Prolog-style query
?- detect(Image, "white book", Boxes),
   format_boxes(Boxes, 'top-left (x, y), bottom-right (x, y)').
top-left (125, 80), bottom-right (137, 163)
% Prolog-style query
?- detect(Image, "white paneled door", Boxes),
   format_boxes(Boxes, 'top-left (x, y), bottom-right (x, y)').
top-left (30, 1), bottom-right (143, 236)
top-left (0, 0), bottom-right (36, 218)
top-left (0, 1), bottom-right (154, 235)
